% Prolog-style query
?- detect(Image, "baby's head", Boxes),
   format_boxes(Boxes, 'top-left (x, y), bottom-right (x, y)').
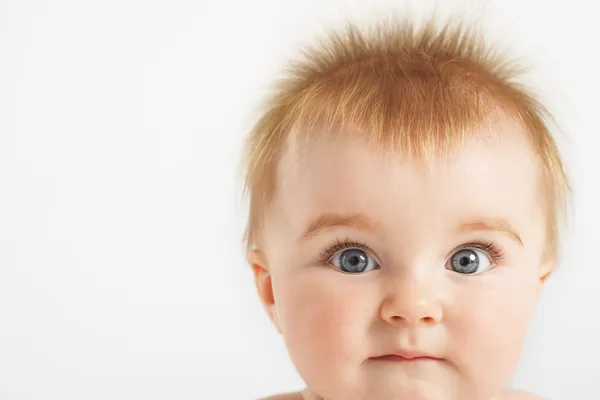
top-left (241, 16), bottom-right (570, 400)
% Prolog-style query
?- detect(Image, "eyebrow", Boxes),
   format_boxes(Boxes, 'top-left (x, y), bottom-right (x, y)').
top-left (458, 219), bottom-right (523, 246)
top-left (296, 213), bottom-right (379, 243)
top-left (296, 213), bottom-right (523, 246)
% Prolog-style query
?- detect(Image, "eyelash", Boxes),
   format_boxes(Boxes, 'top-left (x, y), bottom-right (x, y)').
top-left (318, 237), bottom-right (372, 266)
top-left (318, 237), bottom-right (505, 267)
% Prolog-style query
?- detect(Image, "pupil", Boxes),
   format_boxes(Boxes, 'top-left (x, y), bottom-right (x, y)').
top-left (340, 249), bottom-right (368, 273)
top-left (451, 250), bottom-right (479, 274)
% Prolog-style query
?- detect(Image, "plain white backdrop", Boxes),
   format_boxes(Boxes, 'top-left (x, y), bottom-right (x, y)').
top-left (1, 0), bottom-right (599, 399)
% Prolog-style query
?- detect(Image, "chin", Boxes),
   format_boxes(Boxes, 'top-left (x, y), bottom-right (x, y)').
top-left (321, 380), bottom-right (448, 400)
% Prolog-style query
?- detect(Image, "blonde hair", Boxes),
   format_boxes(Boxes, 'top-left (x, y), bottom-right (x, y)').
top-left (239, 15), bottom-right (570, 262)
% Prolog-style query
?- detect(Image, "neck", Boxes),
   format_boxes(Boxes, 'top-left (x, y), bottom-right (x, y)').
top-left (301, 387), bottom-right (507, 400)
top-left (301, 388), bottom-right (321, 400)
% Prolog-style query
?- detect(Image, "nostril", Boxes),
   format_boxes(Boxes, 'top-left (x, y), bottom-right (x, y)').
top-left (388, 315), bottom-right (437, 325)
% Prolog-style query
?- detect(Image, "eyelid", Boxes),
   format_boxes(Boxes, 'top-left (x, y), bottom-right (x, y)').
top-left (319, 238), bottom-right (505, 271)
top-left (447, 240), bottom-right (505, 269)
top-left (458, 240), bottom-right (504, 260)
top-left (319, 237), bottom-right (381, 268)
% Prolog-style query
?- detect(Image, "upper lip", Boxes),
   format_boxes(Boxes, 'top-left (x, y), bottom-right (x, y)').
top-left (371, 349), bottom-right (443, 360)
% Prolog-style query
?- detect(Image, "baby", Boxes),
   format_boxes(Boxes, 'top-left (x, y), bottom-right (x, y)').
top-left (239, 13), bottom-right (570, 400)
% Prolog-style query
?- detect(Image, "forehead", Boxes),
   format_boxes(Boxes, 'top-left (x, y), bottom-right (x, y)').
top-left (271, 119), bottom-right (543, 243)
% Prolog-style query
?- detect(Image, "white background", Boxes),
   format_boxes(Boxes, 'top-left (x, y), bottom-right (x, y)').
top-left (1, 0), bottom-right (599, 399)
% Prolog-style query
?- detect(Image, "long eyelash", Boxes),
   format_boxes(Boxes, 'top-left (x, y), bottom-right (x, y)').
top-left (318, 236), bottom-right (370, 265)
top-left (318, 238), bottom-right (505, 266)
top-left (457, 239), bottom-right (505, 261)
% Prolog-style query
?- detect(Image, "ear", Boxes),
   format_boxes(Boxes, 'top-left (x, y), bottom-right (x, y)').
top-left (248, 249), bottom-right (282, 334)
top-left (538, 257), bottom-right (555, 286)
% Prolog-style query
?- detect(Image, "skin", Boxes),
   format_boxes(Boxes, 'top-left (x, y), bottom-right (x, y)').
top-left (249, 117), bottom-right (553, 400)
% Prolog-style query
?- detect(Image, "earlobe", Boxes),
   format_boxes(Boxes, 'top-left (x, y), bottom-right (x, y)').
top-left (248, 249), bottom-right (282, 334)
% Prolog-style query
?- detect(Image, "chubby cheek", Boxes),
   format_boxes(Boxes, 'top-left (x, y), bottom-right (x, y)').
top-left (447, 268), bottom-right (540, 395)
top-left (273, 269), bottom-right (376, 391)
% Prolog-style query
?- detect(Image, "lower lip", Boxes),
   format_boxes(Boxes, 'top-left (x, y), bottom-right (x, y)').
top-left (371, 355), bottom-right (443, 362)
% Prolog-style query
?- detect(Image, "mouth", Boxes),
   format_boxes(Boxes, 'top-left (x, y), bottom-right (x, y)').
top-left (370, 350), bottom-right (444, 362)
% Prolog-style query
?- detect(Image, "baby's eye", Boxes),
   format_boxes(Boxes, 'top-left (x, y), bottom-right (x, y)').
top-left (331, 248), bottom-right (378, 274)
top-left (447, 248), bottom-right (492, 275)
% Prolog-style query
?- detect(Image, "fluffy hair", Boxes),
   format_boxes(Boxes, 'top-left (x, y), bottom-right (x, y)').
top-left (239, 14), bottom-right (570, 262)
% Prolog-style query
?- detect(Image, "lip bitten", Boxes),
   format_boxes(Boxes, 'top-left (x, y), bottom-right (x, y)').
top-left (240, 11), bottom-right (570, 400)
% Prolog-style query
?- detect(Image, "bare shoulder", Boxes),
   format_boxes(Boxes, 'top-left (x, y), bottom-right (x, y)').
top-left (260, 391), bottom-right (304, 400)
top-left (501, 388), bottom-right (549, 400)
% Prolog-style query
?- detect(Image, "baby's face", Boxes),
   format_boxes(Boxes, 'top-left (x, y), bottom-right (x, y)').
top-left (253, 120), bottom-right (551, 400)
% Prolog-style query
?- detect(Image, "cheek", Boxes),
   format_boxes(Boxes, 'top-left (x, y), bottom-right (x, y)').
top-left (448, 268), bottom-right (540, 390)
top-left (272, 270), bottom-right (375, 386)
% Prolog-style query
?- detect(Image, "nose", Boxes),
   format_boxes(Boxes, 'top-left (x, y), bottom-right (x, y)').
top-left (380, 275), bottom-right (443, 326)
